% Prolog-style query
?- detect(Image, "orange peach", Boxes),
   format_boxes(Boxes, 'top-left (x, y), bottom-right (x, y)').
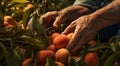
top-left (67, 33), bottom-right (74, 41)
top-left (50, 32), bottom-right (60, 41)
top-left (35, 50), bottom-right (55, 66)
top-left (53, 35), bottom-right (69, 49)
top-left (84, 52), bottom-right (99, 66)
top-left (47, 45), bottom-right (57, 52)
top-left (22, 58), bottom-right (32, 66)
top-left (55, 61), bottom-right (65, 66)
top-left (4, 16), bottom-right (17, 28)
top-left (55, 48), bottom-right (70, 64)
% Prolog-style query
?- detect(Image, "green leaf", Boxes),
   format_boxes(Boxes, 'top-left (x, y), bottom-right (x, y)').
top-left (68, 56), bottom-right (77, 66)
top-left (23, 10), bottom-right (31, 28)
top-left (103, 51), bottom-right (120, 66)
top-left (110, 42), bottom-right (118, 52)
top-left (0, 7), bottom-right (4, 22)
top-left (99, 49), bottom-right (113, 66)
top-left (45, 57), bottom-right (55, 66)
top-left (109, 36), bottom-right (120, 52)
top-left (88, 43), bottom-right (110, 51)
top-left (74, 56), bottom-right (86, 66)
top-left (6, 48), bottom-right (21, 66)
top-left (20, 35), bottom-right (47, 50)
top-left (27, 14), bottom-right (50, 45)
top-left (0, 42), bottom-right (6, 61)
top-left (11, 0), bottom-right (29, 3)
top-left (11, 27), bottom-right (26, 38)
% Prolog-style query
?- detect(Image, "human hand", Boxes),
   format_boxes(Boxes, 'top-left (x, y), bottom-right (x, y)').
top-left (62, 15), bottom-right (98, 55)
top-left (62, 0), bottom-right (120, 55)
top-left (41, 5), bottom-right (91, 28)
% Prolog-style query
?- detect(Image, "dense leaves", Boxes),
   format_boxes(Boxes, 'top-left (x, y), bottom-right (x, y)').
top-left (0, 0), bottom-right (120, 66)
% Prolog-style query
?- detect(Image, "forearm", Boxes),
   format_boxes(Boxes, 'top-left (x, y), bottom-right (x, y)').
top-left (60, 5), bottom-right (93, 16)
top-left (89, 0), bottom-right (120, 31)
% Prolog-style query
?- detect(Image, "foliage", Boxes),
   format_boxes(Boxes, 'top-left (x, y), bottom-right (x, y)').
top-left (0, 0), bottom-right (120, 66)
top-left (0, 0), bottom-right (74, 66)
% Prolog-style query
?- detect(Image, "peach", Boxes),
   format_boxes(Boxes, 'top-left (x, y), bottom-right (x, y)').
top-left (50, 32), bottom-right (60, 41)
top-left (55, 61), bottom-right (65, 66)
top-left (67, 33), bottom-right (74, 41)
top-left (55, 48), bottom-right (70, 64)
top-left (88, 40), bottom-right (96, 46)
top-left (35, 50), bottom-right (55, 66)
top-left (23, 3), bottom-right (34, 12)
top-left (84, 52), bottom-right (99, 66)
top-left (22, 58), bottom-right (32, 66)
top-left (4, 16), bottom-right (17, 28)
top-left (47, 45), bottom-right (57, 52)
top-left (53, 35), bottom-right (69, 49)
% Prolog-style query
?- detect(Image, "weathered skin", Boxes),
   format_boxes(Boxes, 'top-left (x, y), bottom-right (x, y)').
top-left (41, 5), bottom-right (92, 28)
top-left (62, 0), bottom-right (120, 55)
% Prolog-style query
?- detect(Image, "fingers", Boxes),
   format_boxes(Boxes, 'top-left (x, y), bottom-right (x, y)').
top-left (69, 28), bottom-right (96, 55)
top-left (61, 21), bottom-right (76, 35)
top-left (66, 24), bottom-right (83, 51)
top-left (53, 13), bottom-right (67, 28)
top-left (41, 11), bottom-right (58, 27)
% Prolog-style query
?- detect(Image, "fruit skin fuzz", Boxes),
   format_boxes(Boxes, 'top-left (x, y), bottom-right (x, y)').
top-left (35, 50), bottom-right (55, 66)
top-left (55, 48), bottom-right (70, 64)
top-left (53, 34), bottom-right (69, 49)
top-left (84, 52), bottom-right (99, 66)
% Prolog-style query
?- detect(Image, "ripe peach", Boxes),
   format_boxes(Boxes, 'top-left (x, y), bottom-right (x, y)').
top-left (88, 40), bottom-right (96, 46)
top-left (53, 34), bottom-right (69, 49)
top-left (23, 3), bottom-right (34, 12)
top-left (67, 33), bottom-right (74, 41)
top-left (55, 48), bottom-right (70, 64)
top-left (55, 61), bottom-right (65, 66)
top-left (50, 32), bottom-right (60, 41)
top-left (4, 16), bottom-right (17, 28)
top-left (47, 45), bottom-right (57, 52)
top-left (35, 50), bottom-right (55, 66)
top-left (84, 52), bottom-right (99, 66)
top-left (22, 58), bottom-right (32, 66)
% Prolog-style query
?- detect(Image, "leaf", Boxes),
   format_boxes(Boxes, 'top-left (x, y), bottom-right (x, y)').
top-left (0, 6), bottom-right (4, 22)
top-left (27, 14), bottom-right (50, 45)
top-left (0, 42), bottom-right (6, 61)
top-left (45, 57), bottom-right (55, 66)
top-left (22, 9), bottom-right (31, 28)
top-left (103, 51), bottom-right (120, 66)
top-left (110, 42), bottom-right (118, 52)
top-left (20, 35), bottom-right (47, 49)
top-left (73, 56), bottom-right (86, 66)
top-left (11, 0), bottom-right (29, 3)
top-left (6, 48), bottom-right (21, 66)
top-left (68, 56), bottom-right (77, 66)
top-left (99, 49), bottom-right (113, 66)
top-left (2, 27), bottom-right (26, 38)
top-left (88, 43), bottom-right (110, 51)
top-left (109, 36), bottom-right (120, 52)
top-left (11, 27), bottom-right (26, 38)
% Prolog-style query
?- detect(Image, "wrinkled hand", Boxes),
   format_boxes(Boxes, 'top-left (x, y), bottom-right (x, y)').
top-left (41, 5), bottom-right (91, 28)
top-left (62, 15), bottom-right (98, 55)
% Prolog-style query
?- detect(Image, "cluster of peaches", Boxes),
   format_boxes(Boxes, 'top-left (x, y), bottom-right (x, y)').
top-left (35, 32), bottom-right (74, 66)
top-left (2, 3), bottom-right (99, 65)
top-left (3, 15), bottom-right (99, 66)
top-left (30, 32), bottom-right (99, 66)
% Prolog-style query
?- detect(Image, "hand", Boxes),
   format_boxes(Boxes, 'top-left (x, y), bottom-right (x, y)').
top-left (41, 5), bottom-right (92, 28)
top-left (62, 15), bottom-right (97, 55)
top-left (62, 0), bottom-right (120, 55)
